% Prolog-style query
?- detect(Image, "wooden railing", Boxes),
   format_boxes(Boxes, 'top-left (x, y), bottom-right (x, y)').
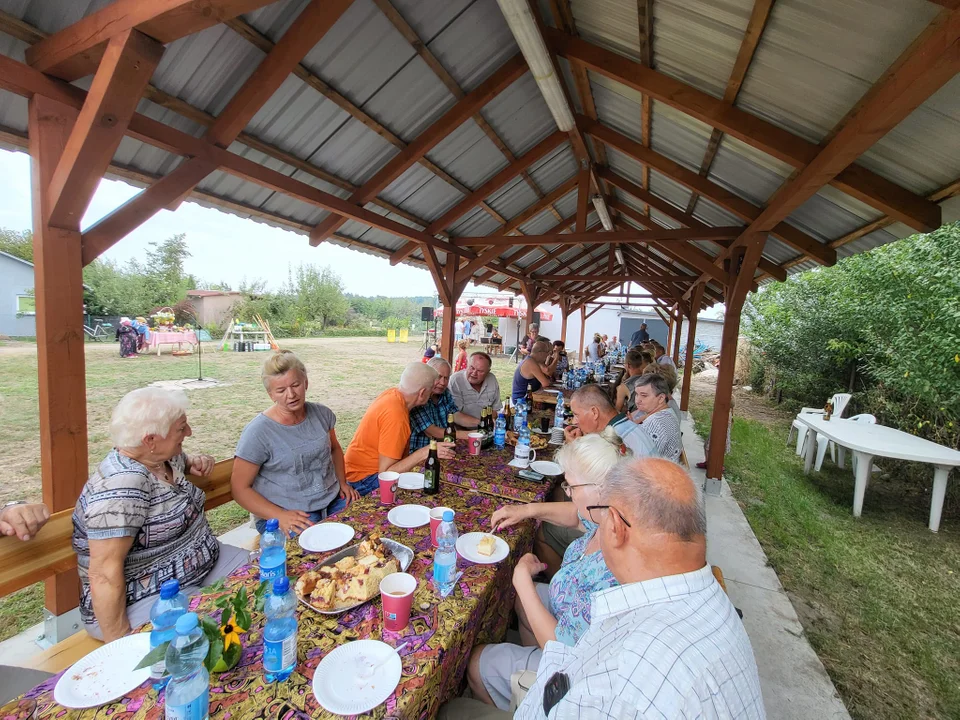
top-left (0, 459), bottom-right (236, 599)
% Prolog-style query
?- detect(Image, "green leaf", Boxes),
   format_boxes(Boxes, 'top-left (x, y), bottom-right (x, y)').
top-left (134, 641), bottom-right (169, 670)
top-left (235, 607), bottom-right (252, 632)
top-left (201, 578), bottom-right (226, 594)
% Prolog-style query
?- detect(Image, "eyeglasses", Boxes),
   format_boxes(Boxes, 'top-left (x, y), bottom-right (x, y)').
top-left (560, 480), bottom-right (596, 496)
top-left (585, 505), bottom-right (632, 527)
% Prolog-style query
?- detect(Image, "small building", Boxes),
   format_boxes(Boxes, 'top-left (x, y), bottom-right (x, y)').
top-left (0, 251), bottom-right (37, 338)
top-left (186, 290), bottom-right (242, 328)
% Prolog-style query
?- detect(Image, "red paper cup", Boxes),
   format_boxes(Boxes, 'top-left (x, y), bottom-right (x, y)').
top-left (429, 506), bottom-right (454, 547)
top-left (380, 572), bottom-right (417, 631)
top-left (467, 432), bottom-right (484, 456)
top-left (378, 472), bottom-right (399, 504)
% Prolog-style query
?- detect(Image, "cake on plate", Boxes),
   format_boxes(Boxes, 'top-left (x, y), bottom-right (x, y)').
top-left (296, 534), bottom-right (399, 611)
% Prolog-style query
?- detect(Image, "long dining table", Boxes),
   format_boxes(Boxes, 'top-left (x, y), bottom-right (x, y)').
top-left (21, 446), bottom-right (558, 720)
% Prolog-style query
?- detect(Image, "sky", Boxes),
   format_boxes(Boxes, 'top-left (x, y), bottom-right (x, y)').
top-left (0, 147), bottom-right (441, 296)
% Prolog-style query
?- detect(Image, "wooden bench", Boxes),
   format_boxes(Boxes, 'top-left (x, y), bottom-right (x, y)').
top-left (1, 459), bottom-right (236, 673)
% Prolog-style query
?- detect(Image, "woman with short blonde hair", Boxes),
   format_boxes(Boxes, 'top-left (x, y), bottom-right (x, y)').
top-left (467, 434), bottom-right (622, 710)
top-left (232, 350), bottom-right (360, 538)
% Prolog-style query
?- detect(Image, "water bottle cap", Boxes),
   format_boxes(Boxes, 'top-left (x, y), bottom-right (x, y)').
top-left (442, 510), bottom-right (454, 522)
top-left (273, 576), bottom-right (289, 594)
top-left (159, 578), bottom-right (181, 599)
top-left (175, 612), bottom-right (199, 634)
top-left (265, 518), bottom-right (279, 532)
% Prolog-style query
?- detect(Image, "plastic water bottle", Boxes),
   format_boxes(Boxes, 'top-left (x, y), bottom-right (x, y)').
top-left (150, 579), bottom-right (189, 689)
top-left (259, 519), bottom-right (286, 583)
top-left (433, 511), bottom-right (458, 598)
top-left (494, 410), bottom-right (507, 449)
top-left (554, 393), bottom-right (565, 428)
top-left (263, 576), bottom-right (298, 682)
top-left (164, 613), bottom-right (210, 720)
top-left (512, 399), bottom-right (524, 431)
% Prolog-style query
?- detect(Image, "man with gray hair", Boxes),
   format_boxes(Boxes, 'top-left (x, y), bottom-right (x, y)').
top-left (345, 362), bottom-right (454, 486)
top-left (440, 458), bottom-right (765, 719)
top-left (408, 357), bottom-right (481, 451)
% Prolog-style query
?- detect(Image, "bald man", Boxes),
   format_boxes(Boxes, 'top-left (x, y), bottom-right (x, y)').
top-left (441, 459), bottom-right (765, 719)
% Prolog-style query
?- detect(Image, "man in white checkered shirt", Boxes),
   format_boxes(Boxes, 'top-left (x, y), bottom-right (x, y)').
top-left (440, 458), bottom-right (765, 719)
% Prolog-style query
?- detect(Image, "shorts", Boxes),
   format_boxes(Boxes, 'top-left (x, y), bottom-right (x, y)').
top-left (478, 583), bottom-right (552, 711)
top-left (540, 521), bottom-right (584, 558)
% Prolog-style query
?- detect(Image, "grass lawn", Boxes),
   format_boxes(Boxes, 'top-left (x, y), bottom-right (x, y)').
top-left (688, 381), bottom-right (960, 720)
top-left (0, 337), bottom-right (521, 642)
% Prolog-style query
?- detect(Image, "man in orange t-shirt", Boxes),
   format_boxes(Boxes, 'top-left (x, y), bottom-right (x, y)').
top-left (345, 362), bottom-right (456, 490)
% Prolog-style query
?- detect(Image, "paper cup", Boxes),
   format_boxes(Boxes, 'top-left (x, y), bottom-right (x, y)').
top-left (467, 432), bottom-right (484, 456)
top-left (378, 472), bottom-right (399, 504)
top-left (429, 506), bottom-right (454, 547)
top-left (380, 572), bottom-right (416, 631)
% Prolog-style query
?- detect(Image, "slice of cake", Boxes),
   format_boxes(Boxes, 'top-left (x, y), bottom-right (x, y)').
top-left (336, 556), bottom-right (399, 605)
top-left (477, 534), bottom-right (498, 557)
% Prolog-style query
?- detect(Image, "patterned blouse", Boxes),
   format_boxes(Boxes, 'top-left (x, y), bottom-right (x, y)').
top-left (640, 406), bottom-right (683, 462)
top-left (548, 519), bottom-right (618, 646)
top-left (72, 450), bottom-right (220, 624)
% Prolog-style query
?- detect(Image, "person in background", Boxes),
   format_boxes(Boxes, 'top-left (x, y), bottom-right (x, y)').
top-left (609, 335), bottom-right (620, 353)
top-left (73, 388), bottom-right (247, 642)
top-left (440, 458), bottom-right (765, 720)
top-left (133, 316), bottom-right (151, 351)
top-left (345, 363), bottom-right (456, 485)
top-left (551, 340), bottom-right (569, 379)
top-left (628, 322), bottom-right (649, 348)
top-left (471, 320), bottom-right (482, 345)
top-left (654, 340), bottom-right (678, 371)
top-left (463, 318), bottom-right (473, 343)
top-left (600, 334), bottom-right (609, 355)
top-left (491, 327), bottom-right (501, 341)
top-left (409, 357), bottom-right (480, 451)
top-left (449, 352), bottom-right (502, 419)
top-left (454, 339), bottom-right (469, 372)
top-left (231, 351), bottom-right (360, 538)
top-left (512, 339), bottom-right (554, 402)
top-left (422, 343), bottom-right (437, 363)
top-left (117, 317), bottom-right (139, 358)
top-left (633, 362), bottom-right (681, 424)
top-left (518, 323), bottom-right (539, 358)
top-left (467, 435), bottom-right (621, 711)
top-left (615, 348), bottom-right (652, 414)
top-left (586, 333), bottom-right (604, 363)
top-left (632, 373), bottom-right (683, 462)
top-left (455, 318), bottom-right (465, 342)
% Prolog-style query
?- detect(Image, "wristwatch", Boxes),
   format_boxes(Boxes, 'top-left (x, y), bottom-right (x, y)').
top-left (1, 500), bottom-right (26, 517)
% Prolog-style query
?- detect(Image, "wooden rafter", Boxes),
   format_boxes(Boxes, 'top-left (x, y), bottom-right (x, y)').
top-left (25, 0), bottom-right (278, 81)
top-left (686, 0), bottom-right (775, 215)
top-left (460, 227), bottom-right (741, 247)
top-left (550, 29), bottom-right (942, 232)
top-left (638, 0), bottom-right (653, 204)
top-left (582, 117), bottom-right (836, 264)
top-left (722, 8), bottom-right (960, 261)
top-left (537, 273), bottom-right (690, 283)
top-left (308, 53), bottom-right (528, 245)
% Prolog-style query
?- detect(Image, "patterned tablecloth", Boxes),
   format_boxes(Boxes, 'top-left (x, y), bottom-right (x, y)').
top-left (443, 444), bottom-right (556, 503)
top-left (23, 481), bottom-right (546, 720)
top-left (147, 330), bottom-right (198, 353)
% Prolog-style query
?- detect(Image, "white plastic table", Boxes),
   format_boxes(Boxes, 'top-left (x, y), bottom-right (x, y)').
top-left (794, 415), bottom-right (960, 532)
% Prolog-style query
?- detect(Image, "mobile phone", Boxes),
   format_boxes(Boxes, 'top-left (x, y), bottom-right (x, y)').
top-left (518, 469), bottom-right (545, 482)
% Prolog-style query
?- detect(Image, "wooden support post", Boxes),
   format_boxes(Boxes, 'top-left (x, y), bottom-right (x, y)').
top-left (672, 311), bottom-right (683, 364)
top-left (440, 302), bottom-right (456, 364)
top-left (680, 284), bottom-right (705, 411)
top-left (579, 305), bottom-right (587, 362)
top-left (666, 313), bottom-right (674, 355)
top-left (560, 299), bottom-right (568, 345)
top-left (29, 94), bottom-right (88, 617)
top-left (706, 239), bottom-right (765, 480)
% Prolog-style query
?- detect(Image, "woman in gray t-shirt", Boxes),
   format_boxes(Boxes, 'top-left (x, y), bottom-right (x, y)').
top-left (231, 351), bottom-right (359, 536)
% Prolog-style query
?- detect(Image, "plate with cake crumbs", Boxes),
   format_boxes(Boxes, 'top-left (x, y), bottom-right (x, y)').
top-left (456, 532), bottom-right (509, 564)
top-left (54, 632), bottom-right (151, 708)
top-left (313, 640), bottom-right (402, 715)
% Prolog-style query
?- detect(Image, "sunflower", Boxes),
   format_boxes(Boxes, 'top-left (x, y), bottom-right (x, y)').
top-left (220, 615), bottom-right (243, 651)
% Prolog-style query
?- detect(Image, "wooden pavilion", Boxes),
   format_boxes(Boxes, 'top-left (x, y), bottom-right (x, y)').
top-left (0, 0), bottom-right (957, 633)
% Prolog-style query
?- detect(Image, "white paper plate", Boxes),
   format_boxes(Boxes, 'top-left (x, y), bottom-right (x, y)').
top-left (530, 461), bottom-right (562, 476)
top-left (387, 504), bottom-right (430, 528)
top-left (313, 640), bottom-right (402, 715)
top-left (54, 632), bottom-right (151, 709)
top-left (397, 472), bottom-right (425, 490)
top-left (298, 522), bottom-right (355, 553)
top-left (457, 532), bottom-right (509, 564)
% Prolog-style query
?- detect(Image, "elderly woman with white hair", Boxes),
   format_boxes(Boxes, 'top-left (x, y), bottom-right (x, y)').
top-left (466, 434), bottom-right (622, 711)
top-left (72, 388), bottom-right (248, 642)
top-left (231, 350), bottom-right (360, 538)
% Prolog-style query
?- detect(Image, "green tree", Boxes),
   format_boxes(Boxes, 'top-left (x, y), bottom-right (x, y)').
top-left (289, 264), bottom-right (349, 329)
top-left (0, 228), bottom-right (33, 263)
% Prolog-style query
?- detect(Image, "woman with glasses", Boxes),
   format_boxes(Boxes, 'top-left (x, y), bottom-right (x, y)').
top-left (466, 434), bottom-right (622, 711)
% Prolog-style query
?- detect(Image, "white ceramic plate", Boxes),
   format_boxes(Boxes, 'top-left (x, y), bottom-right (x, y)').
top-left (530, 461), bottom-right (562, 476)
top-left (313, 639), bottom-right (402, 715)
top-left (387, 504), bottom-right (430, 528)
top-left (298, 522), bottom-right (355, 553)
top-left (457, 532), bottom-right (509, 564)
top-left (54, 632), bottom-right (151, 709)
top-left (397, 472), bottom-right (425, 490)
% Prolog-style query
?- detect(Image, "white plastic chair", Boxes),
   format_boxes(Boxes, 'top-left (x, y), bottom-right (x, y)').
top-left (789, 393), bottom-right (852, 456)
top-left (822, 413), bottom-right (877, 473)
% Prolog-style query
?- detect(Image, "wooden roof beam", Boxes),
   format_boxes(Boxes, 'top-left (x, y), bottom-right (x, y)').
top-left (25, 0), bottom-right (278, 81)
top-left (722, 7), bottom-right (960, 264)
top-left (582, 118), bottom-right (836, 265)
top-left (308, 53), bottom-right (528, 245)
top-left (537, 273), bottom-right (691, 283)
top-left (460, 226), bottom-right (739, 248)
top-left (550, 29), bottom-right (942, 233)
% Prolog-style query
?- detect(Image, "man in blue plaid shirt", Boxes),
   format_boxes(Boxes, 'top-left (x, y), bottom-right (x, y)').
top-left (409, 357), bottom-right (481, 452)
